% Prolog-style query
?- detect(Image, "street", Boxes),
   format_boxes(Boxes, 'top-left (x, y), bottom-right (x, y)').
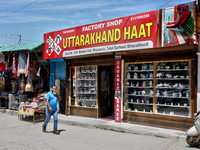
top-left (0, 114), bottom-right (196, 150)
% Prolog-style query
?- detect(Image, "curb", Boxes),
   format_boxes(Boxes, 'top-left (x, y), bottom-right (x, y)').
top-left (53, 116), bottom-right (187, 139)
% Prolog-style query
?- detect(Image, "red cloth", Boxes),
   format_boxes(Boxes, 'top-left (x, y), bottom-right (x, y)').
top-left (17, 55), bottom-right (20, 78)
top-left (25, 53), bottom-right (30, 76)
top-left (32, 62), bottom-right (36, 68)
top-left (32, 62), bottom-right (36, 77)
top-left (12, 54), bottom-right (17, 74)
top-left (0, 62), bottom-right (5, 71)
top-left (166, 10), bottom-right (190, 28)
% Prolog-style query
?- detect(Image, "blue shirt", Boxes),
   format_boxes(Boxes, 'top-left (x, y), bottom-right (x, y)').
top-left (46, 91), bottom-right (58, 111)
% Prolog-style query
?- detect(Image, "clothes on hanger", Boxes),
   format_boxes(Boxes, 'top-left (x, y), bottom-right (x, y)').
top-left (18, 53), bottom-right (27, 74)
top-left (36, 66), bottom-right (41, 77)
top-left (12, 54), bottom-right (17, 74)
top-left (0, 62), bottom-right (5, 71)
top-left (25, 53), bottom-right (30, 76)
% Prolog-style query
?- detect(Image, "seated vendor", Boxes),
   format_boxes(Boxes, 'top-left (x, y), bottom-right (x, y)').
top-left (37, 89), bottom-right (45, 101)
top-left (32, 97), bottom-right (37, 102)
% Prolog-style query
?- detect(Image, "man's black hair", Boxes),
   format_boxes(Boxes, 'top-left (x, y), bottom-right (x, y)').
top-left (52, 85), bottom-right (57, 88)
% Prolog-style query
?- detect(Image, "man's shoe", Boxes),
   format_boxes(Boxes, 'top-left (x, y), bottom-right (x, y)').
top-left (53, 129), bottom-right (60, 135)
top-left (42, 126), bottom-right (46, 132)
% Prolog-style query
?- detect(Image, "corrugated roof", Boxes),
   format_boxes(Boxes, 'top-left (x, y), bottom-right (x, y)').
top-left (0, 41), bottom-right (44, 52)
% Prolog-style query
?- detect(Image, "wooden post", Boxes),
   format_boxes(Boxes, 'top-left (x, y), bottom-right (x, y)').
top-left (65, 59), bottom-right (69, 115)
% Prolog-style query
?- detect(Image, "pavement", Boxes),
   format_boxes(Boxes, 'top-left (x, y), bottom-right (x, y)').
top-left (1, 108), bottom-right (188, 139)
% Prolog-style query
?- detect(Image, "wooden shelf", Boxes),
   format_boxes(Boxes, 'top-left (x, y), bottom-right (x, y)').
top-left (155, 96), bottom-right (190, 99)
top-left (156, 78), bottom-right (190, 80)
top-left (126, 78), bottom-right (154, 81)
top-left (156, 69), bottom-right (190, 72)
top-left (125, 102), bottom-right (190, 108)
top-left (126, 70), bottom-right (154, 72)
top-left (125, 94), bottom-right (153, 97)
top-left (126, 86), bottom-right (153, 88)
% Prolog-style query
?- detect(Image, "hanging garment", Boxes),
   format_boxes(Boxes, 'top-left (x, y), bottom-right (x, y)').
top-left (25, 76), bottom-right (33, 92)
top-left (0, 77), bottom-right (5, 90)
top-left (6, 54), bottom-right (9, 70)
top-left (20, 78), bottom-right (25, 91)
top-left (3, 70), bottom-right (10, 78)
top-left (36, 66), bottom-right (41, 77)
top-left (25, 53), bottom-right (30, 76)
top-left (0, 62), bottom-right (5, 71)
top-left (11, 81), bottom-right (16, 93)
top-left (9, 54), bottom-right (13, 68)
top-left (0, 53), bottom-right (5, 63)
top-left (17, 55), bottom-right (20, 78)
top-left (4, 54), bottom-right (8, 62)
top-left (29, 67), bottom-right (37, 80)
top-left (32, 62), bottom-right (36, 77)
top-left (12, 54), bottom-right (17, 74)
top-left (32, 62), bottom-right (36, 68)
top-left (18, 53), bottom-right (27, 74)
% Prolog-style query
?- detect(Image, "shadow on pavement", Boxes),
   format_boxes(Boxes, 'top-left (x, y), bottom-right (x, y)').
top-left (44, 129), bottom-right (66, 134)
top-left (185, 145), bottom-right (200, 149)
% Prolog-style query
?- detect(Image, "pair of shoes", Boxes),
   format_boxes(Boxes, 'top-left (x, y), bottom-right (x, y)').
top-left (53, 129), bottom-right (60, 135)
top-left (42, 126), bottom-right (46, 132)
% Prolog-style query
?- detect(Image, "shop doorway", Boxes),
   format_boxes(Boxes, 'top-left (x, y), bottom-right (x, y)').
top-left (98, 65), bottom-right (115, 119)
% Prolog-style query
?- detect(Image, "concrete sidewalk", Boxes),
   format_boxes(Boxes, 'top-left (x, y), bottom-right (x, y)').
top-left (2, 109), bottom-right (187, 139)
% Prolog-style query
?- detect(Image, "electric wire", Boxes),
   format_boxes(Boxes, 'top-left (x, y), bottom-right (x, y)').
top-left (157, 0), bottom-right (172, 9)
top-left (0, 35), bottom-right (38, 42)
top-left (0, 0), bottom-right (39, 20)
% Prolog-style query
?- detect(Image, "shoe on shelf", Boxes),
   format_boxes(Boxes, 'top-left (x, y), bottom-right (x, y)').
top-left (42, 126), bottom-right (46, 132)
top-left (53, 129), bottom-right (60, 135)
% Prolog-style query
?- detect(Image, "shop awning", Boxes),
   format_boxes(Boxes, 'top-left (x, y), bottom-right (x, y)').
top-left (0, 41), bottom-right (44, 53)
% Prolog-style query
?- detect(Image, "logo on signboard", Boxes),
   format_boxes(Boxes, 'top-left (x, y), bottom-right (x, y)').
top-left (55, 34), bottom-right (62, 44)
top-left (46, 47), bottom-right (53, 56)
top-left (55, 45), bottom-right (62, 55)
top-left (51, 41), bottom-right (57, 50)
top-left (45, 34), bottom-right (62, 56)
top-left (47, 36), bottom-right (53, 45)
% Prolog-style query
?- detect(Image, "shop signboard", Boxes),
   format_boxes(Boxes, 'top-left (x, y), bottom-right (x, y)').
top-left (115, 55), bottom-right (121, 122)
top-left (43, 1), bottom-right (197, 59)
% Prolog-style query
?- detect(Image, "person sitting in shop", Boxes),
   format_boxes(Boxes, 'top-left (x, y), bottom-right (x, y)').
top-left (37, 89), bottom-right (46, 101)
top-left (32, 97), bottom-right (37, 102)
top-left (31, 97), bottom-right (38, 109)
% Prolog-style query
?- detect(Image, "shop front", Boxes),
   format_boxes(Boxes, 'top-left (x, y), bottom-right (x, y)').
top-left (0, 42), bottom-right (50, 122)
top-left (43, 1), bottom-right (198, 130)
top-left (119, 44), bottom-right (197, 130)
top-left (68, 55), bottom-right (116, 119)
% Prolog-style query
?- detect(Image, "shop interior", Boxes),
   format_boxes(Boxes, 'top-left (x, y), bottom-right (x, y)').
top-left (125, 60), bottom-right (191, 117)
top-left (70, 64), bottom-right (115, 119)
top-left (98, 65), bottom-right (115, 119)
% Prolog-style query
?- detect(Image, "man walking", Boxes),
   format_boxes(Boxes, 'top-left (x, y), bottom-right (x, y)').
top-left (42, 85), bottom-right (61, 134)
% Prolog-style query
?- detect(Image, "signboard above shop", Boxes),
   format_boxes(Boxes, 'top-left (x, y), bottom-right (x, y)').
top-left (43, 1), bottom-right (197, 59)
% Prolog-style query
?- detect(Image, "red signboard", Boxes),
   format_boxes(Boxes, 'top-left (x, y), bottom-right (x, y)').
top-left (115, 56), bottom-right (121, 122)
top-left (43, 2), bottom-right (197, 59)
